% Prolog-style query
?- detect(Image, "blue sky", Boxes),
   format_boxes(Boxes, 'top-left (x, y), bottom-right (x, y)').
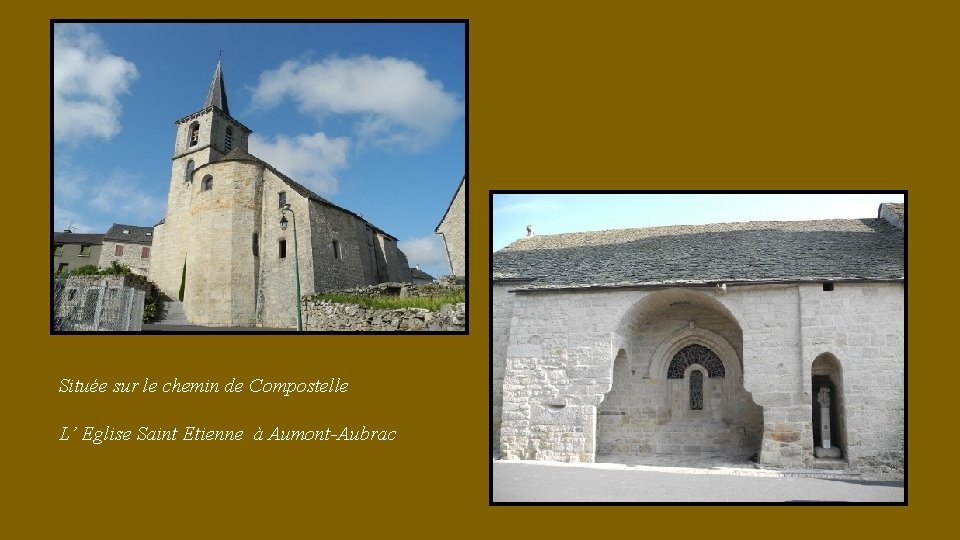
top-left (493, 193), bottom-right (905, 251)
top-left (53, 22), bottom-right (465, 279)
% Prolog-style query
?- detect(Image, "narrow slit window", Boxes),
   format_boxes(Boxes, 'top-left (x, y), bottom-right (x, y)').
top-left (189, 122), bottom-right (199, 147)
top-left (279, 239), bottom-right (286, 259)
top-left (332, 240), bottom-right (342, 260)
top-left (690, 371), bottom-right (704, 410)
top-left (252, 233), bottom-right (259, 257)
top-left (278, 191), bottom-right (286, 209)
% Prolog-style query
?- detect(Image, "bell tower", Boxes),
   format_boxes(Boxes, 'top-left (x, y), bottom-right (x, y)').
top-left (151, 61), bottom-right (254, 301)
top-left (171, 61), bottom-right (252, 179)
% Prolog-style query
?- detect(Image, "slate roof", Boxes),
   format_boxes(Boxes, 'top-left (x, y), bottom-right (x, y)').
top-left (53, 232), bottom-right (104, 245)
top-left (204, 61), bottom-right (229, 115)
top-left (103, 224), bottom-right (155, 245)
top-left (215, 148), bottom-right (398, 241)
top-left (493, 216), bottom-right (904, 289)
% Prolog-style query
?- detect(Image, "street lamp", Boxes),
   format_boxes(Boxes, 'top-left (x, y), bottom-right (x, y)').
top-left (279, 203), bottom-right (303, 331)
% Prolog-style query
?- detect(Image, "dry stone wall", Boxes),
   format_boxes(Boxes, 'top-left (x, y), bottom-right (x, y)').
top-left (301, 283), bottom-right (465, 331)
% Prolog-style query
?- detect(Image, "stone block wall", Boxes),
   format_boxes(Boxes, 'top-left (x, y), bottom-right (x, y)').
top-left (437, 179), bottom-right (465, 277)
top-left (493, 282), bottom-right (904, 474)
top-left (99, 240), bottom-right (151, 275)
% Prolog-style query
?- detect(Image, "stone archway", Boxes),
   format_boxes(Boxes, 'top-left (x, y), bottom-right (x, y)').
top-left (598, 289), bottom-right (762, 459)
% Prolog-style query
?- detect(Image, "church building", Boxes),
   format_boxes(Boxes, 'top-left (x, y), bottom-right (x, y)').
top-left (492, 203), bottom-right (904, 475)
top-left (150, 63), bottom-right (411, 327)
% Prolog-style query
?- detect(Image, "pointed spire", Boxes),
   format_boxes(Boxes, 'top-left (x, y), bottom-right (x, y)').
top-left (204, 60), bottom-right (229, 115)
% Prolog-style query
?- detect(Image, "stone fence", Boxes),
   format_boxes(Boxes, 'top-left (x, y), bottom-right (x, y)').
top-left (301, 283), bottom-right (465, 331)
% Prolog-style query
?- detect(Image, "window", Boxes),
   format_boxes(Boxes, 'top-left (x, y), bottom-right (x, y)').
top-left (78, 245), bottom-right (91, 257)
top-left (279, 239), bottom-right (287, 259)
top-left (57, 263), bottom-right (69, 274)
top-left (189, 122), bottom-right (199, 146)
top-left (184, 160), bottom-right (195, 183)
top-left (823, 282), bottom-right (834, 291)
top-left (332, 240), bottom-right (342, 260)
top-left (689, 371), bottom-right (704, 410)
top-left (201, 175), bottom-right (213, 191)
top-left (252, 233), bottom-right (259, 257)
top-left (225, 126), bottom-right (233, 151)
top-left (115, 245), bottom-right (124, 257)
top-left (67, 289), bottom-right (77, 301)
top-left (54, 244), bottom-right (63, 256)
top-left (141, 246), bottom-right (150, 258)
top-left (278, 191), bottom-right (286, 209)
top-left (667, 344), bottom-right (725, 379)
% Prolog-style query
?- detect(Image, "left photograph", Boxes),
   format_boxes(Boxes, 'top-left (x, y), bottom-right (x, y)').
top-left (52, 21), bottom-right (466, 333)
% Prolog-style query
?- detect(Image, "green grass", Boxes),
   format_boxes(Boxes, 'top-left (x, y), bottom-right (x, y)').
top-left (311, 291), bottom-right (464, 312)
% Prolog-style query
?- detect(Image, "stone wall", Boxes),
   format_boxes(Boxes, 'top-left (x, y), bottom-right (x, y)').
top-left (302, 283), bottom-right (464, 331)
top-left (99, 240), bottom-right (151, 275)
top-left (493, 282), bottom-right (904, 474)
top-left (437, 179), bottom-right (466, 277)
top-left (302, 300), bottom-right (464, 331)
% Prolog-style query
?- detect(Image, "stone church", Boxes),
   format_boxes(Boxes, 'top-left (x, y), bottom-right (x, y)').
top-left (150, 63), bottom-right (410, 327)
top-left (492, 203), bottom-right (904, 475)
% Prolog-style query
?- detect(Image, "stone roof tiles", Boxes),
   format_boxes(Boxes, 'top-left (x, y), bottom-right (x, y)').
top-left (103, 224), bottom-right (155, 245)
top-left (493, 216), bottom-right (904, 289)
top-left (204, 61), bottom-right (229, 115)
top-left (53, 232), bottom-right (104, 245)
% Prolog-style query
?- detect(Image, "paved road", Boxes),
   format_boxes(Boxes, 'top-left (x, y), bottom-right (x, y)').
top-left (493, 461), bottom-right (904, 503)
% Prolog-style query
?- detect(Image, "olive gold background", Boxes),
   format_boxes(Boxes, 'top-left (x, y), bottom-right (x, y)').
top-left (11, 0), bottom-right (953, 535)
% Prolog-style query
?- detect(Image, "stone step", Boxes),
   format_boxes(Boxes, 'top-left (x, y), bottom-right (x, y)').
top-left (156, 300), bottom-right (189, 325)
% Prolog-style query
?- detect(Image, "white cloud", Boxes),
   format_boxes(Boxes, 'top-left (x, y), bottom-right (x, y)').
top-left (251, 56), bottom-right (462, 151)
top-left (399, 235), bottom-right (450, 275)
top-left (249, 132), bottom-right (349, 195)
top-left (53, 206), bottom-right (98, 233)
top-left (53, 24), bottom-right (138, 144)
top-left (88, 172), bottom-right (163, 223)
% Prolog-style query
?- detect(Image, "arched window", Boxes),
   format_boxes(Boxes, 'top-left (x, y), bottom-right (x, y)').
top-left (184, 160), bottom-right (195, 183)
top-left (689, 371), bottom-right (704, 410)
top-left (666, 344), bottom-right (725, 379)
top-left (189, 122), bottom-right (200, 147)
top-left (201, 175), bottom-right (213, 191)
top-left (224, 126), bottom-right (233, 151)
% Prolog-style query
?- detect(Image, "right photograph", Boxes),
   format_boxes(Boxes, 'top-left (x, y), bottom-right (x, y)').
top-left (491, 192), bottom-right (905, 504)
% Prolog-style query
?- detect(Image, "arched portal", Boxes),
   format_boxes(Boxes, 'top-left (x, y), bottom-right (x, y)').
top-left (597, 289), bottom-right (762, 459)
